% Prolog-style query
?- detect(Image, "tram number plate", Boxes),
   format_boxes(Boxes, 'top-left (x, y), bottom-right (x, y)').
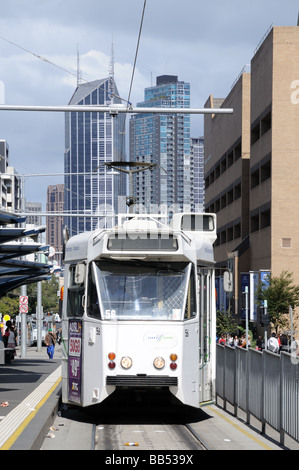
top-left (69, 337), bottom-right (81, 357)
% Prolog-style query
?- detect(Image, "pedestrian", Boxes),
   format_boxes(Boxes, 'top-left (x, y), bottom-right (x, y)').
top-left (241, 334), bottom-right (251, 348)
top-left (219, 334), bottom-right (226, 345)
top-left (267, 332), bottom-right (279, 353)
top-left (279, 334), bottom-right (288, 352)
top-left (45, 328), bottom-right (56, 359)
top-left (233, 335), bottom-right (239, 348)
top-left (4, 321), bottom-right (17, 363)
top-left (291, 336), bottom-right (298, 356)
top-left (256, 335), bottom-right (263, 351)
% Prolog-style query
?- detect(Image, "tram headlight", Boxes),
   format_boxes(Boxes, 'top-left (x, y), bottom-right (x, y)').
top-left (153, 356), bottom-right (165, 370)
top-left (120, 356), bottom-right (132, 369)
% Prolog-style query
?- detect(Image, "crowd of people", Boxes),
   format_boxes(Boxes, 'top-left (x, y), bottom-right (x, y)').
top-left (217, 331), bottom-right (298, 354)
top-left (218, 333), bottom-right (251, 349)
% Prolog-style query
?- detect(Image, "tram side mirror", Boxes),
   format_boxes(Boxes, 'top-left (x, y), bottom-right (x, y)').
top-left (75, 262), bottom-right (86, 285)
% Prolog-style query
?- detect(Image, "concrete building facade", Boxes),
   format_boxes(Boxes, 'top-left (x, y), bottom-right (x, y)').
top-left (204, 26), bottom-right (299, 331)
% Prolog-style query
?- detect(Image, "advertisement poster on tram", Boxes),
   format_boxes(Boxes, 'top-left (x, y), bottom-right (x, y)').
top-left (68, 320), bottom-right (82, 404)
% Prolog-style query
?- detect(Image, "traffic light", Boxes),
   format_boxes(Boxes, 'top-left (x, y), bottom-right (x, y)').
top-left (260, 307), bottom-right (270, 326)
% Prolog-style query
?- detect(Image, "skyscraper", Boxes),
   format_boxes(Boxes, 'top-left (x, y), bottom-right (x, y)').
top-left (190, 137), bottom-right (205, 212)
top-left (46, 184), bottom-right (64, 267)
top-left (64, 78), bottom-right (126, 236)
top-left (129, 75), bottom-right (191, 214)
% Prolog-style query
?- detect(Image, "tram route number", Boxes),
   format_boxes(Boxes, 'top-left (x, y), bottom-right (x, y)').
top-left (105, 309), bottom-right (116, 319)
top-left (69, 337), bottom-right (81, 357)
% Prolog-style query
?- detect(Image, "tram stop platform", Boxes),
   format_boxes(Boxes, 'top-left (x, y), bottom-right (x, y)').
top-left (0, 345), bottom-right (61, 450)
top-left (0, 344), bottom-right (298, 451)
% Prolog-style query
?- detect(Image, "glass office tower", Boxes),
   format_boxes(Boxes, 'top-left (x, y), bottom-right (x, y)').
top-left (129, 75), bottom-right (191, 215)
top-left (64, 78), bottom-right (126, 236)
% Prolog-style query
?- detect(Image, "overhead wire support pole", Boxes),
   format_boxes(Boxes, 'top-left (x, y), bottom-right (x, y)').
top-left (0, 105), bottom-right (233, 115)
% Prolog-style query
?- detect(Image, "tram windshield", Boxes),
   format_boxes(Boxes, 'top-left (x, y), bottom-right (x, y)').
top-left (88, 260), bottom-right (195, 321)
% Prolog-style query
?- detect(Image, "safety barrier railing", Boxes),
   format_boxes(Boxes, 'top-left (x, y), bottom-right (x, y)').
top-left (216, 344), bottom-right (299, 446)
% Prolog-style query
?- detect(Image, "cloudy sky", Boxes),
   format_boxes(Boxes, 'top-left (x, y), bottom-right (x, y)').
top-left (0, 0), bottom-right (297, 209)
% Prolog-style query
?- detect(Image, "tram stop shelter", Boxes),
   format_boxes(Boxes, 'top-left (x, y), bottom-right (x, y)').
top-left (0, 209), bottom-right (52, 363)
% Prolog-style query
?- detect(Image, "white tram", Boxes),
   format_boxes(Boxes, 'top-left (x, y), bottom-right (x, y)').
top-left (61, 213), bottom-right (217, 408)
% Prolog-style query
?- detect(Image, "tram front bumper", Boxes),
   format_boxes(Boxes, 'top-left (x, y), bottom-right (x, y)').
top-left (106, 375), bottom-right (178, 387)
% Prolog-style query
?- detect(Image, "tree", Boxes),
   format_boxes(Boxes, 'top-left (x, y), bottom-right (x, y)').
top-left (0, 275), bottom-right (60, 321)
top-left (0, 294), bottom-right (20, 319)
top-left (26, 275), bottom-right (60, 315)
top-left (256, 270), bottom-right (299, 332)
top-left (216, 308), bottom-right (238, 337)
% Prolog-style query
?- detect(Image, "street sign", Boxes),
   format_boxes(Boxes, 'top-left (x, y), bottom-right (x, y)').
top-left (19, 296), bottom-right (28, 314)
top-left (223, 271), bottom-right (233, 292)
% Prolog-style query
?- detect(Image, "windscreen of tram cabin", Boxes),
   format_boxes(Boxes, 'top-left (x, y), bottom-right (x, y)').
top-left (87, 260), bottom-right (195, 321)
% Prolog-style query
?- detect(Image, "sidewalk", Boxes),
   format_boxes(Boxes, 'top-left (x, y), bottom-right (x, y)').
top-left (0, 345), bottom-right (298, 451)
top-left (0, 345), bottom-right (61, 450)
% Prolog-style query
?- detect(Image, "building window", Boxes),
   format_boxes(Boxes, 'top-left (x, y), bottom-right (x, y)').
top-left (261, 111), bottom-right (271, 136)
top-left (261, 161), bottom-right (271, 182)
top-left (260, 209), bottom-right (270, 229)
top-left (282, 238), bottom-right (292, 248)
top-left (251, 214), bottom-right (259, 232)
top-left (251, 169), bottom-right (259, 189)
top-left (251, 122), bottom-right (260, 145)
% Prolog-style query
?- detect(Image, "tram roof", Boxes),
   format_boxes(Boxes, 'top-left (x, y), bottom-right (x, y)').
top-left (64, 213), bottom-right (216, 264)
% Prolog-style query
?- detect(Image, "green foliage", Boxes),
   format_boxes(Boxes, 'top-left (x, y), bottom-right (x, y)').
top-left (27, 275), bottom-right (60, 314)
top-left (0, 294), bottom-right (20, 319)
top-left (256, 270), bottom-right (299, 332)
top-left (0, 275), bottom-right (60, 319)
top-left (216, 309), bottom-right (238, 337)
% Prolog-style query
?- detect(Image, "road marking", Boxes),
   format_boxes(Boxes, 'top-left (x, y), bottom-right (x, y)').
top-left (207, 406), bottom-right (274, 450)
top-left (0, 366), bottom-right (61, 450)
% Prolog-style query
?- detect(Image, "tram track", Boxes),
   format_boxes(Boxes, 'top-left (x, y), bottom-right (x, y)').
top-left (42, 390), bottom-right (209, 451)
top-left (93, 421), bottom-right (207, 451)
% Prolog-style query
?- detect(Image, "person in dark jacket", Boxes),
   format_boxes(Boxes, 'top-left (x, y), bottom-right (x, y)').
top-left (44, 328), bottom-right (56, 359)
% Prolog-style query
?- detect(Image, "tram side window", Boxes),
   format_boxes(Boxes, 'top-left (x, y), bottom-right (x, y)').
top-left (87, 264), bottom-right (101, 319)
top-left (67, 265), bottom-right (85, 317)
top-left (184, 268), bottom-right (196, 319)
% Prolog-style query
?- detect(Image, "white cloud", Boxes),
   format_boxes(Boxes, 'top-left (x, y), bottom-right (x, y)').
top-left (0, 0), bottom-right (297, 207)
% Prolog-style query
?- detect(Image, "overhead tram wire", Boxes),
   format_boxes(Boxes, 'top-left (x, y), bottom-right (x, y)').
top-left (0, 34), bottom-right (87, 84)
top-left (0, 6), bottom-right (147, 162)
top-left (119, 0), bottom-right (147, 161)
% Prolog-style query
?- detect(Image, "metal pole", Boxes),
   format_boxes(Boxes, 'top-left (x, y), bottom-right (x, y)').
top-left (290, 305), bottom-right (293, 347)
top-left (0, 104), bottom-right (234, 115)
top-left (245, 286), bottom-right (249, 350)
top-left (264, 300), bottom-right (268, 350)
top-left (128, 171), bottom-right (134, 214)
top-left (36, 280), bottom-right (42, 352)
top-left (20, 175), bottom-right (27, 358)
